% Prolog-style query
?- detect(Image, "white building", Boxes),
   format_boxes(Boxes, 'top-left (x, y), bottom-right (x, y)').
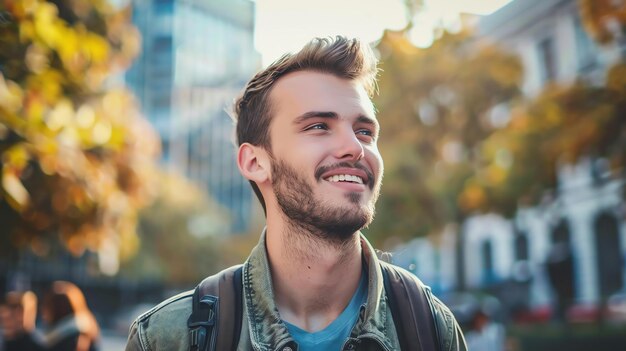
top-left (477, 0), bottom-right (621, 95)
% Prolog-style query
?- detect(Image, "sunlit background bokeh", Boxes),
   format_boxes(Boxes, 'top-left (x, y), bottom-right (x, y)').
top-left (1, 0), bottom-right (625, 350)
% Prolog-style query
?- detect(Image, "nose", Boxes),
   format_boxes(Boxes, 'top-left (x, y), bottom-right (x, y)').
top-left (333, 127), bottom-right (364, 162)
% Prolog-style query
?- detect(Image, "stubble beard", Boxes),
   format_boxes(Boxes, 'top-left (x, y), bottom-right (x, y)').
top-left (270, 157), bottom-right (379, 246)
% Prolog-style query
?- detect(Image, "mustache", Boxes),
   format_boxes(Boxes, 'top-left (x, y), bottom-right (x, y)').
top-left (314, 162), bottom-right (375, 189)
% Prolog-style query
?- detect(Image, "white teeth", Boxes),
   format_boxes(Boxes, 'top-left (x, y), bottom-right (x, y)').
top-left (325, 174), bottom-right (364, 184)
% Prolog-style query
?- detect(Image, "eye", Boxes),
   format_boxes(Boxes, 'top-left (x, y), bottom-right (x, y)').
top-left (304, 123), bottom-right (328, 131)
top-left (355, 128), bottom-right (376, 141)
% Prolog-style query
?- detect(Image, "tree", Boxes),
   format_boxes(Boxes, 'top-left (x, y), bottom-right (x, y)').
top-left (368, 29), bottom-right (523, 244)
top-left (579, 0), bottom-right (626, 45)
top-left (470, 78), bottom-right (626, 213)
top-left (0, 0), bottom-right (159, 260)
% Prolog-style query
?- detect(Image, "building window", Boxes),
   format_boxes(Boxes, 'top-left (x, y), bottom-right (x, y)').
top-left (594, 212), bottom-right (623, 297)
top-left (515, 232), bottom-right (529, 261)
top-left (481, 240), bottom-right (496, 285)
top-left (537, 37), bottom-right (557, 83)
top-left (551, 219), bottom-right (571, 244)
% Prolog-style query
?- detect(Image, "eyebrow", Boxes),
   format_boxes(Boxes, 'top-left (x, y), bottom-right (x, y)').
top-left (356, 115), bottom-right (379, 129)
top-left (294, 111), bottom-right (379, 129)
top-left (293, 111), bottom-right (338, 124)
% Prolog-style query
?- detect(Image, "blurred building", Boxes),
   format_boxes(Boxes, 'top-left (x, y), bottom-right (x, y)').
top-left (392, 226), bottom-right (459, 296)
top-left (473, 0), bottom-right (625, 309)
top-left (126, 0), bottom-right (261, 233)
top-left (394, 0), bottom-right (626, 321)
top-left (477, 0), bottom-right (623, 95)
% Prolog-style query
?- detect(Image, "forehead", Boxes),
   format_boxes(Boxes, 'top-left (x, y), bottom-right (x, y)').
top-left (268, 71), bottom-right (375, 120)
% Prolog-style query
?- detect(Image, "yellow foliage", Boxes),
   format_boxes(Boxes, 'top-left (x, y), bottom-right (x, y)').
top-left (579, 0), bottom-right (626, 44)
top-left (606, 63), bottom-right (626, 94)
top-left (118, 226), bottom-right (140, 262)
top-left (33, 2), bottom-right (65, 48)
top-left (486, 164), bottom-right (507, 185)
top-left (75, 104), bottom-right (96, 128)
top-left (19, 20), bottom-right (36, 42)
top-left (45, 98), bottom-right (74, 131)
top-left (544, 103), bottom-right (563, 128)
top-left (0, 74), bottom-right (24, 113)
top-left (26, 68), bottom-right (64, 104)
top-left (3, 143), bottom-right (30, 170)
top-left (25, 43), bottom-right (50, 73)
top-left (91, 120), bottom-right (112, 145)
top-left (458, 182), bottom-right (487, 212)
top-left (84, 32), bottom-right (109, 64)
top-left (2, 168), bottom-right (30, 210)
top-left (0, 0), bottom-right (159, 263)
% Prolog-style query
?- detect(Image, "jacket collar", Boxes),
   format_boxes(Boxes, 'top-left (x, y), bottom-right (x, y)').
top-left (242, 229), bottom-right (394, 351)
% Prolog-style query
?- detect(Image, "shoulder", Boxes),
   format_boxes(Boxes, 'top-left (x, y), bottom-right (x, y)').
top-left (125, 290), bottom-right (194, 351)
top-left (380, 262), bottom-right (467, 351)
top-left (427, 293), bottom-right (467, 351)
top-left (125, 264), bottom-right (244, 351)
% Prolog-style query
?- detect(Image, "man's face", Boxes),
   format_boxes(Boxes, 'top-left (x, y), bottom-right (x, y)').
top-left (266, 71), bottom-right (383, 240)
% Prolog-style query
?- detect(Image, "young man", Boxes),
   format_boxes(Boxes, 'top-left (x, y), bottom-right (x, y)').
top-left (126, 36), bottom-right (466, 351)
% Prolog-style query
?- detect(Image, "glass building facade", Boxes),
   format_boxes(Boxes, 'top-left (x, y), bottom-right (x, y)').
top-left (126, 0), bottom-right (260, 233)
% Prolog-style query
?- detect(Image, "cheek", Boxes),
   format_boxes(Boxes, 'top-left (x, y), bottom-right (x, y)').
top-left (366, 148), bottom-right (384, 178)
top-left (282, 142), bottom-right (326, 166)
top-left (273, 145), bottom-right (322, 178)
top-left (275, 136), bottom-right (318, 158)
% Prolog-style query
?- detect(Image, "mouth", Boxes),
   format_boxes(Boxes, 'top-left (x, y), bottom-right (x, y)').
top-left (316, 162), bottom-right (373, 189)
top-left (324, 174), bottom-right (364, 184)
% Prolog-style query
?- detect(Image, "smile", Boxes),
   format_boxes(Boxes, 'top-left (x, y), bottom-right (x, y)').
top-left (324, 174), bottom-right (364, 184)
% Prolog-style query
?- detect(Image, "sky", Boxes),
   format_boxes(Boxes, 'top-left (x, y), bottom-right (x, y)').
top-left (254, 0), bottom-right (513, 65)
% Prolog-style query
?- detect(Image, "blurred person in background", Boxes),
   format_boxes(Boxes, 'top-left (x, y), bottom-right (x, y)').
top-left (126, 36), bottom-right (466, 351)
top-left (0, 281), bottom-right (100, 351)
top-left (464, 308), bottom-right (505, 351)
top-left (1, 290), bottom-right (40, 350)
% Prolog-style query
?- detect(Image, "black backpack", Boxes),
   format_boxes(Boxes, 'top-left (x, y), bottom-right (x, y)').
top-left (187, 263), bottom-right (441, 351)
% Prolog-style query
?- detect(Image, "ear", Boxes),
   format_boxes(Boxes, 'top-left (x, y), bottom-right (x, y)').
top-left (237, 143), bottom-right (270, 184)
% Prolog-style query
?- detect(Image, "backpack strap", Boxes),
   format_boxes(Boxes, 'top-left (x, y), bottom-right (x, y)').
top-left (188, 265), bottom-right (244, 351)
top-left (381, 262), bottom-right (440, 351)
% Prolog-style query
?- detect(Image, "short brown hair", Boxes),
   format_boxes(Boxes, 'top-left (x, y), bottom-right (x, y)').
top-left (233, 36), bottom-right (379, 212)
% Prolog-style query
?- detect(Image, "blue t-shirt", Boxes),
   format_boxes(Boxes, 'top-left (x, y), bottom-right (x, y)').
top-left (284, 272), bottom-right (368, 351)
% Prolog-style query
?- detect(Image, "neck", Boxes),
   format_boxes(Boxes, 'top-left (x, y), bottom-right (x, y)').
top-left (265, 216), bottom-right (363, 332)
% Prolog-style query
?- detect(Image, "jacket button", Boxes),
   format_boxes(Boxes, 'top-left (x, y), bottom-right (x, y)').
top-left (345, 343), bottom-right (356, 350)
top-left (282, 347), bottom-right (293, 351)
